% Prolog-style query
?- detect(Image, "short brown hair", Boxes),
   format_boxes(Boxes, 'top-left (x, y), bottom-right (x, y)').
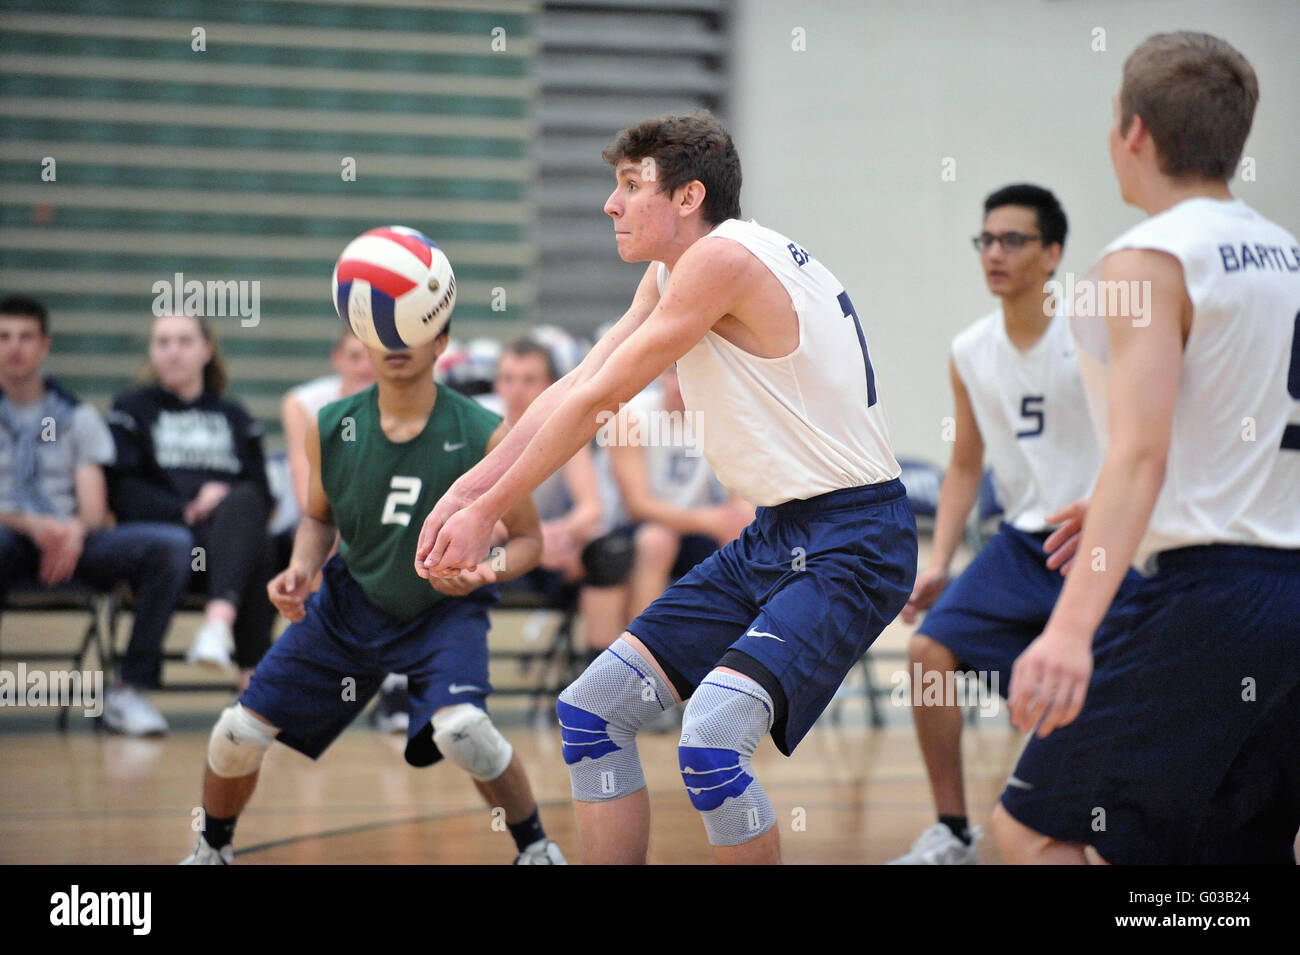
top-left (1120, 32), bottom-right (1258, 181)
top-left (504, 337), bottom-right (558, 383)
top-left (602, 110), bottom-right (742, 225)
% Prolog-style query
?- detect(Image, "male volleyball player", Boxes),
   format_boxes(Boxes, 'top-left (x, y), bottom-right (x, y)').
top-left (991, 31), bottom-right (1300, 864)
top-left (182, 327), bottom-right (565, 865)
top-left (416, 111), bottom-right (917, 864)
top-left (893, 184), bottom-right (1138, 864)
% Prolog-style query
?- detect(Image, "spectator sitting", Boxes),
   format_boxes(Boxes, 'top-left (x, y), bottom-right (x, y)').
top-left (107, 312), bottom-right (276, 694)
top-left (493, 338), bottom-right (606, 608)
top-left (0, 295), bottom-right (192, 735)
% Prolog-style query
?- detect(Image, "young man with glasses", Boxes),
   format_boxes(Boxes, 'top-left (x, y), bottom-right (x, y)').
top-left (893, 184), bottom-right (1137, 863)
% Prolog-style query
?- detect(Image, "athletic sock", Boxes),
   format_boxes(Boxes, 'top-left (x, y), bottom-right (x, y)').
top-left (203, 813), bottom-right (238, 850)
top-left (939, 814), bottom-right (971, 845)
top-left (507, 808), bottom-right (546, 853)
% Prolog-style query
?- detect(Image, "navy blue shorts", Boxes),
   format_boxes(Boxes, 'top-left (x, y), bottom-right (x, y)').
top-left (626, 480), bottom-right (917, 756)
top-left (920, 522), bottom-right (1141, 699)
top-left (1000, 544), bottom-right (1300, 864)
top-left (240, 554), bottom-right (497, 761)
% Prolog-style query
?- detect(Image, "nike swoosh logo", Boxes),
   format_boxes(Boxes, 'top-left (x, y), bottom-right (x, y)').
top-left (745, 627), bottom-right (785, 642)
top-left (444, 441), bottom-right (466, 452)
top-left (1006, 774), bottom-right (1034, 791)
top-left (449, 683), bottom-right (483, 694)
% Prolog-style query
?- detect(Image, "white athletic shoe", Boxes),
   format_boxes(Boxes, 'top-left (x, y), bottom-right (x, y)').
top-left (102, 685), bottom-right (169, 736)
top-left (514, 839), bottom-right (567, 865)
top-left (179, 837), bottom-right (234, 865)
top-left (888, 822), bottom-right (982, 865)
top-left (371, 674), bottom-right (410, 734)
top-left (187, 621), bottom-right (234, 670)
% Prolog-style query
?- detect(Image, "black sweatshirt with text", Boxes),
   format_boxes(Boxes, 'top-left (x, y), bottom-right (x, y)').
top-left (106, 385), bottom-right (271, 524)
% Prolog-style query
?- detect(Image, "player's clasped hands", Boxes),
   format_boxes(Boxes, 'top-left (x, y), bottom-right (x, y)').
top-left (427, 560), bottom-right (498, 596)
top-left (416, 493), bottom-right (495, 579)
top-left (268, 564), bottom-right (315, 622)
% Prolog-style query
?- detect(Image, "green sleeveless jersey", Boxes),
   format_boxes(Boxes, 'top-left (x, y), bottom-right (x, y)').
top-left (317, 384), bottom-right (500, 621)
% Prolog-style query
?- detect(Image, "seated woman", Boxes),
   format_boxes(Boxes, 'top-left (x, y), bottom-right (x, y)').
top-left (107, 312), bottom-right (276, 692)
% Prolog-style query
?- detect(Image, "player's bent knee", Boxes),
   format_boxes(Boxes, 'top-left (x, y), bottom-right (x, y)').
top-left (556, 637), bottom-right (674, 801)
top-left (990, 801), bottom-right (1043, 863)
top-left (431, 704), bottom-right (513, 782)
top-left (208, 704), bottom-right (277, 778)
top-left (909, 632), bottom-right (957, 671)
top-left (678, 670), bottom-right (777, 846)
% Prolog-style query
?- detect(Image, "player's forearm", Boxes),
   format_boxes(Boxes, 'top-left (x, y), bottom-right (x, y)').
top-left (490, 532), bottom-right (542, 584)
top-left (474, 381), bottom-right (613, 527)
top-left (1045, 446), bottom-right (1166, 641)
top-left (457, 374), bottom-right (579, 500)
top-left (288, 515), bottom-right (338, 577)
top-left (929, 462), bottom-right (983, 571)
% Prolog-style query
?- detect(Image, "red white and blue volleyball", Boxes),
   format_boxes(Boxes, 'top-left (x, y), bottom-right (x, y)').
top-left (331, 226), bottom-right (456, 350)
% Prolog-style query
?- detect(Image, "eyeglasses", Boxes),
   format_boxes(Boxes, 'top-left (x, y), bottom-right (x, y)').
top-left (971, 231), bottom-right (1043, 252)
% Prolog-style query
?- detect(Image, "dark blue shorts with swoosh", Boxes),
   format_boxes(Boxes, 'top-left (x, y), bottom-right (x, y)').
top-left (240, 553), bottom-right (497, 762)
top-left (626, 480), bottom-right (917, 756)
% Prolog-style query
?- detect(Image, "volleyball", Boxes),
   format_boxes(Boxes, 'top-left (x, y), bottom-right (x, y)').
top-left (331, 226), bottom-right (456, 350)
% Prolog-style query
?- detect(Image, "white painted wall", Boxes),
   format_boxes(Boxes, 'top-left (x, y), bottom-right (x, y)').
top-left (729, 0), bottom-right (1300, 464)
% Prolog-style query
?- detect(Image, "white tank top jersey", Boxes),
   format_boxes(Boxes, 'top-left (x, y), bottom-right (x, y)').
top-left (951, 307), bottom-right (1100, 532)
top-left (1070, 197), bottom-right (1300, 572)
top-left (293, 375), bottom-right (343, 418)
top-left (657, 218), bottom-right (901, 507)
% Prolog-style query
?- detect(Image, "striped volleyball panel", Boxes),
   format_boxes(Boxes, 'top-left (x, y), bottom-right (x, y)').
top-left (0, 0), bottom-right (538, 447)
top-left (333, 228), bottom-right (438, 349)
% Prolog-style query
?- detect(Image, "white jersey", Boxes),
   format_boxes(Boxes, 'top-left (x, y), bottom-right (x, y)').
top-left (292, 375), bottom-right (342, 418)
top-left (631, 406), bottom-right (727, 511)
top-left (660, 218), bottom-right (900, 506)
top-left (1071, 197), bottom-right (1300, 572)
top-left (951, 307), bottom-right (1100, 532)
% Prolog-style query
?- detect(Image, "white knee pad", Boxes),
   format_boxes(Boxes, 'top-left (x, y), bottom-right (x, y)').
top-left (678, 670), bottom-right (776, 846)
top-left (557, 638), bottom-right (676, 801)
top-left (432, 704), bottom-right (513, 782)
top-left (208, 704), bottom-right (277, 778)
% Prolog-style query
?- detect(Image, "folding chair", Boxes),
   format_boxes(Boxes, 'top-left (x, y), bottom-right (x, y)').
top-left (0, 582), bottom-right (115, 729)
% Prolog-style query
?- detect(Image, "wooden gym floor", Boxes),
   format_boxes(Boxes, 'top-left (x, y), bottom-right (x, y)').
top-left (0, 721), bottom-right (1023, 865)
top-left (4, 538), bottom-right (1293, 864)
top-left (0, 571), bottom-right (1032, 864)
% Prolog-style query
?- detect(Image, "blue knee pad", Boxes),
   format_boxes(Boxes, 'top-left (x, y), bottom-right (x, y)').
top-left (557, 638), bottom-right (674, 801)
top-left (678, 670), bottom-right (777, 846)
